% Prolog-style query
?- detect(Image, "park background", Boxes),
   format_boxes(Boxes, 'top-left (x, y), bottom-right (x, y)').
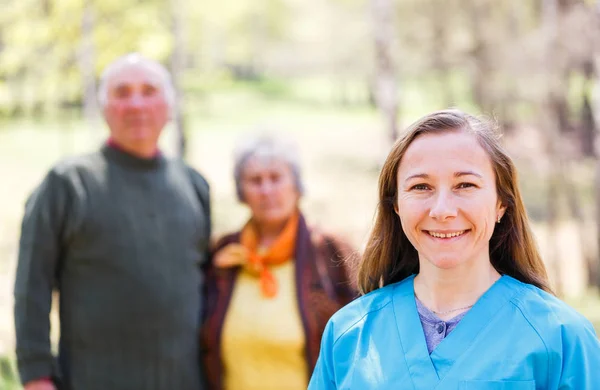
top-left (1, 0), bottom-right (600, 387)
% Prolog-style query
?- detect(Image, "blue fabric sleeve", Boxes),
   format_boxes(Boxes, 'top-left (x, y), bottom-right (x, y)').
top-left (558, 318), bottom-right (600, 388)
top-left (308, 319), bottom-right (338, 390)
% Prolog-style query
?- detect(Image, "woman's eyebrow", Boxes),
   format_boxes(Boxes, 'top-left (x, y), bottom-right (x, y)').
top-left (404, 173), bottom-right (429, 181)
top-left (454, 171), bottom-right (483, 179)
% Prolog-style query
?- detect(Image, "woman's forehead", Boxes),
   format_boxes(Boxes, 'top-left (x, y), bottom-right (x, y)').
top-left (243, 155), bottom-right (291, 173)
top-left (398, 132), bottom-right (494, 178)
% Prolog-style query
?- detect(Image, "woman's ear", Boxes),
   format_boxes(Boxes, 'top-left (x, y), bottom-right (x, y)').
top-left (496, 202), bottom-right (507, 221)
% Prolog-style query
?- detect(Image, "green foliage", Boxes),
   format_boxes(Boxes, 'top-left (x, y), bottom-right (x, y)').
top-left (0, 0), bottom-right (175, 117)
top-left (0, 356), bottom-right (20, 390)
top-left (0, 0), bottom-right (597, 123)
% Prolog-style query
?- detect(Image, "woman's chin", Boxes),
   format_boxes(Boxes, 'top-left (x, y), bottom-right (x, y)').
top-left (427, 257), bottom-right (465, 270)
top-left (255, 213), bottom-right (291, 226)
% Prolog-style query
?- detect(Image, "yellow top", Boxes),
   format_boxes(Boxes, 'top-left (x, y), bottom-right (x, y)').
top-left (221, 260), bottom-right (308, 390)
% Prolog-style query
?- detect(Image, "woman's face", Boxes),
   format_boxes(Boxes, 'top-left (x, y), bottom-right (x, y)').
top-left (241, 156), bottom-right (300, 228)
top-left (395, 130), bottom-right (505, 271)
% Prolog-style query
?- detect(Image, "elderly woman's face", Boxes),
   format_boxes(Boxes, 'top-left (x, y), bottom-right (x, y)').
top-left (395, 131), bottom-right (505, 271)
top-left (241, 156), bottom-right (300, 227)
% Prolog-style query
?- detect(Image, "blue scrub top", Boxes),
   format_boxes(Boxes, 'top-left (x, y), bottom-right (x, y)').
top-left (309, 275), bottom-right (600, 389)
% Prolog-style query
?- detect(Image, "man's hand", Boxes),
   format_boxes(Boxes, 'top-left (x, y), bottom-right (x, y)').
top-left (24, 379), bottom-right (56, 390)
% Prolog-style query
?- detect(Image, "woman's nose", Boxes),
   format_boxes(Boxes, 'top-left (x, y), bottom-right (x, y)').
top-left (258, 180), bottom-right (275, 194)
top-left (428, 190), bottom-right (458, 221)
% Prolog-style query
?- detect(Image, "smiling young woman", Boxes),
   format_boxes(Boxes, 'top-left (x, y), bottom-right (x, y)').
top-left (308, 109), bottom-right (600, 389)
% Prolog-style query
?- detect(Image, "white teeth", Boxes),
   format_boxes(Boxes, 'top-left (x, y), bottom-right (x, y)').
top-left (428, 230), bottom-right (465, 238)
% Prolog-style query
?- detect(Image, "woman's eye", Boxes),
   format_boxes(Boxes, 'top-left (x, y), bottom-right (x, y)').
top-left (457, 182), bottom-right (476, 189)
top-left (411, 184), bottom-right (429, 191)
top-left (248, 177), bottom-right (261, 186)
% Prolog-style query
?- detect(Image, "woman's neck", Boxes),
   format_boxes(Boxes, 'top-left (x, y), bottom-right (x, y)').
top-left (256, 219), bottom-right (288, 247)
top-left (413, 262), bottom-right (501, 321)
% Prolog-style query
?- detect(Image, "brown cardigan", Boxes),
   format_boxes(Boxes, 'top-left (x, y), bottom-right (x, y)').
top-left (201, 214), bottom-right (357, 390)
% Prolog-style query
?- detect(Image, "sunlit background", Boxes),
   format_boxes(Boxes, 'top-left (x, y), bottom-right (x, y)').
top-left (1, 0), bottom-right (600, 387)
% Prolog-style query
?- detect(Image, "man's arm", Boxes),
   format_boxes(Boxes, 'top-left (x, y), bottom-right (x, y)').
top-left (184, 165), bottom-right (212, 389)
top-left (185, 165), bottom-right (211, 267)
top-left (14, 170), bottom-right (69, 386)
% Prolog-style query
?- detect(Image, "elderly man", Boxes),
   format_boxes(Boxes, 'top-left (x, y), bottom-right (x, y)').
top-left (14, 53), bottom-right (210, 390)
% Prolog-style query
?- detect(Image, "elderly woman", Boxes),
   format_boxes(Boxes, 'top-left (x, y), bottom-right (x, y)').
top-left (202, 135), bottom-right (357, 390)
top-left (309, 109), bottom-right (600, 389)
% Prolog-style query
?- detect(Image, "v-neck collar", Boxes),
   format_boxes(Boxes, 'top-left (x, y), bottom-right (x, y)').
top-left (393, 275), bottom-right (439, 388)
top-left (392, 275), bottom-right (519, 389)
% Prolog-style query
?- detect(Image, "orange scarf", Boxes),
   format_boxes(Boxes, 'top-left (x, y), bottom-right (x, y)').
top-left (239, 211), bottom-right (299, 298)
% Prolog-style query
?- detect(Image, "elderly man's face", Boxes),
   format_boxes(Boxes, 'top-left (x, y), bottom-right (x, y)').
top-left (103, 64), bottom-right (169, 156)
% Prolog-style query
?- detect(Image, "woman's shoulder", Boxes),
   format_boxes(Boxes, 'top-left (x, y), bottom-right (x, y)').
top-left (325, 277), bottom-right (412, 344)
top-left (505, 276), bottom-right (597, 340)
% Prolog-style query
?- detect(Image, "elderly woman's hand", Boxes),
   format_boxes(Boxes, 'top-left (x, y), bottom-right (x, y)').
top-left (214, 244), bottom-right (248, 268)
top-left (214, 243), bottom-right (264, 276)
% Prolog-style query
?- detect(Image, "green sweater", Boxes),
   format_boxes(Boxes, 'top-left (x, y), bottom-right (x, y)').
top-left (14, 145), bottom-right (210, 390)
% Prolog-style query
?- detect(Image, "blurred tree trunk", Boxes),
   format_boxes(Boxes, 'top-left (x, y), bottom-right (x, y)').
top-left (542, 0), bottom-right (565, 295)
top-left (468, 0), bottom-right (492, 113)
top-left (553, 0), bottom-right (599, 291)
top-left (594, 105), bottom-right (600, 289)
top-left (580, 61), bottom-right (596, 158)
top-left (579, 58), bottom-right (598, 287)
top-left (250, 12), bottom-right (265, 77)
top-left (430, 0), bottom-right (454, 108)
top-left (562, 160), bottom-right (597, 290)
top-left (79, 0), bottom-right (97, 125)
top-left (170, 0), bottom-right (187, 159)
top-left (592, 0), bottom-right (600, 288)
top-left (497, 1), bottom-right (524, 132)
top-left (335, 76), bottom-right (351, 107)
top-left (370, 0), bottom-right (399, 143)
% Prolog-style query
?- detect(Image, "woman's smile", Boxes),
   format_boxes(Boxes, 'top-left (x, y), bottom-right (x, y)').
top-left (424, 229), bottom-right (470, 240)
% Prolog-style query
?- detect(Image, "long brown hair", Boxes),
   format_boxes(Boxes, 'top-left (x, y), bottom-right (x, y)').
top-left (357, 109), bottom-right (552, 295)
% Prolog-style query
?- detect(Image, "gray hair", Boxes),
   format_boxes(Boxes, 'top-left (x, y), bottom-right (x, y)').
top-left (97, 53), bottom-right (175, 112)
top-left (233, 134), bottom-right (305, 202)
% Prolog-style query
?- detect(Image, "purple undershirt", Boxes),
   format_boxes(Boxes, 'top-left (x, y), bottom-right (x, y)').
top-left (415, 297), bottom-right (469, 354)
